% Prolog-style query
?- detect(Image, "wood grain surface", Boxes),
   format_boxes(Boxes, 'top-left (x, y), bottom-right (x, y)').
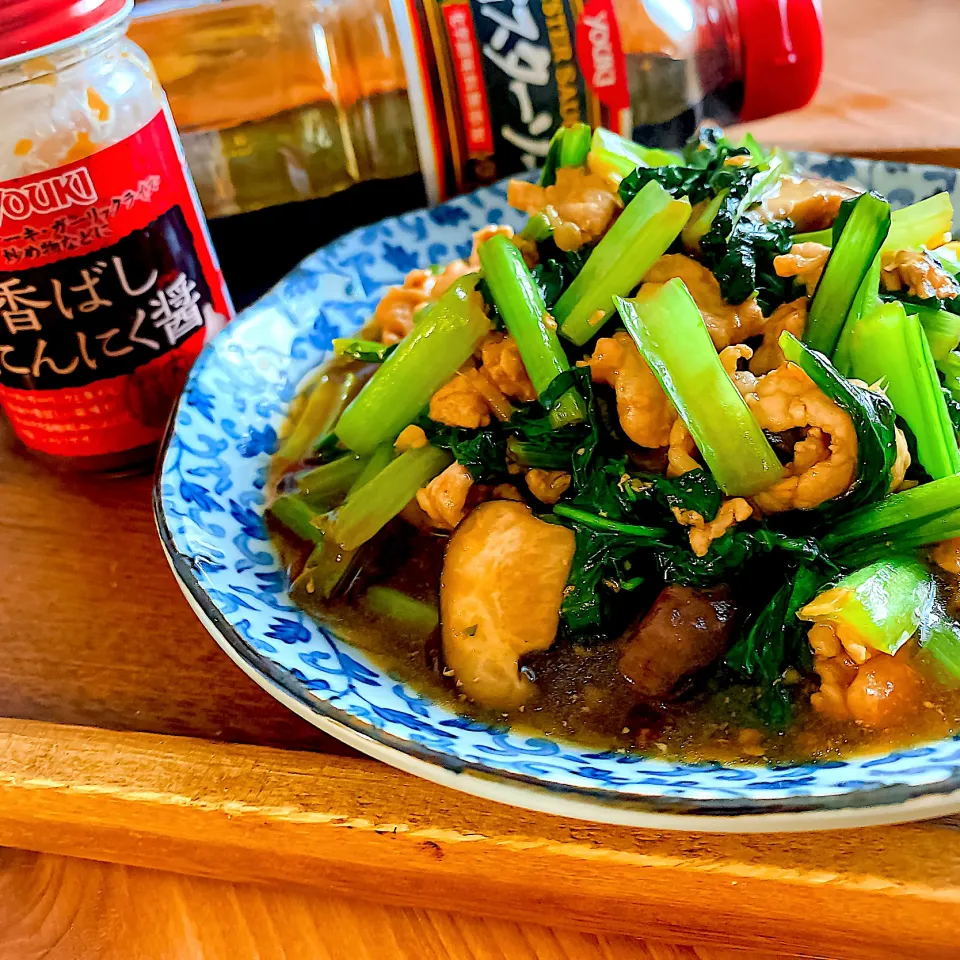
top-left (1, 718), bottom-right (958, 960)
top-left (729, 0), bottom-right (960, 167)
top-left (0, 848), bottom-right (795, 960)
top-left (0, 420), bottom-right (337, 753)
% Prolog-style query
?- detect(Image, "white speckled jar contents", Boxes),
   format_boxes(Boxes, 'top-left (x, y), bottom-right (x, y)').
top-left (0, 0), bottom-right (231, 473)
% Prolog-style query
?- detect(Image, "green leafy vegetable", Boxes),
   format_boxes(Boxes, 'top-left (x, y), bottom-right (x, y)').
top-left (619, 282), bottom-right (783, 497)
top-left (336, 276), bottom-right (490, 455)
top-left (276, 370), bottom-right (357, 466)
top-left (702, 215), bottom-right (795, 311)
top-left (331, 444), bottom-right (452, 550)
top-left (478, 234), bottom-right (586, 427)
top-left (530, 241), bottom-right (588, 308)
top-left (619, 129), bottom-right (794, 310)
top-left (725, 564), bottom-right (829, 729)
top-left (804, 192), bottom-right (891, 356)
top-left (332, 338), bottom-right (396, 363)
top-left (555, 181), bottom-right (691, 345)
top-left (553, 504), bottom-right (667, 539)
top-left (847, 301), bottom-right (960, 479)
top-left (419, 370), bottom-right (598, 483)
top-left (797, 557), bottom-right (936, 656)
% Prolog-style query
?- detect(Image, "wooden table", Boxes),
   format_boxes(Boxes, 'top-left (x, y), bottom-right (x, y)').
top-left (3, 0), bottom-right (960, 956)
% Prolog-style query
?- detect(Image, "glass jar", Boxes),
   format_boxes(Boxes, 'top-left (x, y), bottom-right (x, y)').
top-left (0, 0), bottom-right (233, 472)
top-left (129, 0), bottom-right (821, 215)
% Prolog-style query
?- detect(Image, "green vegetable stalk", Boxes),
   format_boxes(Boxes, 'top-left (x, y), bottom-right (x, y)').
top-left (586, 126), bottom-right (681, 182)
top-left (296, 538), bottom-right (364, 599)
top-left (296, 454), bottom-right (367, 507)
top-left (267, 494), bottom-right (326, 544)
top-left (939, 351), bottom-right (960, 402)
top-left (680, 192), bottom-right (724, 249)
top-left (333, 338), bottom-right (395, 363)
top-left (540, 122), bottom-right (592, 187)
top-left (831, 254), bottom-right (881, 377)
top-left (296, 443), bottom-right (398, 599)
top-left (362, 586), bottom-right (439, 633)
top-left (275, 370), bottom-right (357, 465)
top-left (331, 444), bottom-right (452, 550)
top-left (617, 280), bottom-right (784, 497)
top-left (350, 442), bottom-right (395, 492)
top-left (556, 181), bottom-right (691, 345)
top-left (791, 227), bottom-right (832, 246)
top-left (519, 212), bottom-right (553, 243)
top-left (823, 474), bottom-right (960, 552)
top-left (797, 557), bottom-right (936, 657)
top-left (552, 504), bottom-right (667, 539)
top-left (882, 192), bottom-right (954, 252)
top-left (793, 193), bottom-right (953, 252)
top-left (934, 243), bottom-right (960, 277)
top-left (805, 192), bottom-right (891, 356)
top-left (904, 303), bottom-right (960, 361)
top-left (849, 300), bottom-right (960, 479)
top-left (918, 602), bottom-right (960, 687)
top-left (478, 234), bottom-right (585, 428)
top-left (335, 276), bottom-right (490, 455)
top-left (560, 122), bottom-right (592, 168)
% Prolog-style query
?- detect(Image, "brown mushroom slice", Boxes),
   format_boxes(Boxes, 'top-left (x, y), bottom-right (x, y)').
top-left (440, 501), bottom-right (575, 710)
top-left (619, 585), bottom-right (736, 699)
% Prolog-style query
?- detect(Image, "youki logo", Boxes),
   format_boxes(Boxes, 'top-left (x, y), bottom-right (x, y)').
top-left (0, 167), bottom-right (98, 226)
top-left (576, 0), bottom-right (628, 109)
top-left (582, 11), bottom-right (616, 89)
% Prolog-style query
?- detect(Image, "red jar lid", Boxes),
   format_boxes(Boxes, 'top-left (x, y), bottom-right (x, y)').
top-left (0, 0), bottom-right (132, 65)
top-left (736, 0), bottom-right (823, 122)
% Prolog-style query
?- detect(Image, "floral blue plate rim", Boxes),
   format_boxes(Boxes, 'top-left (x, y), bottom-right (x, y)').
top-left (154, 152), bottom-right (960, 831)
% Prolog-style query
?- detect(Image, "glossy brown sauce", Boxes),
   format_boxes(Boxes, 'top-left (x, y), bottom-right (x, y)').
top-left (272, 518), bottom-right (960, 764)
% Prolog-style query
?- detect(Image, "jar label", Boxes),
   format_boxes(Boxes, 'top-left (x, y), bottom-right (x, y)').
top-left (0, 110), bottom-right (232, 458)
top-left (390, 0), bottom-right (632, 201)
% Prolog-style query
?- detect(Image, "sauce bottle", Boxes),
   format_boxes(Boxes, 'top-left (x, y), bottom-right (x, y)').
top-left (129, 0), bottom-right (822, 214)
top-left (0, 0), bottom-right (233, 472)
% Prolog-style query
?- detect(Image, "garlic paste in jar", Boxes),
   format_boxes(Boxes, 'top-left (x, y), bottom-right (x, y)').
top-left (0, 0), bottom-right (232, 472)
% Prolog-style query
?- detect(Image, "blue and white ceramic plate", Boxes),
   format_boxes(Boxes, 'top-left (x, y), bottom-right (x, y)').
top-left (155, 154), bottom-right (960, 831)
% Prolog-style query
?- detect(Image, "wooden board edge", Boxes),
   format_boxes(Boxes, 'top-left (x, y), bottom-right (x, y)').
top-left (0, 718), bottom-right (958, 959)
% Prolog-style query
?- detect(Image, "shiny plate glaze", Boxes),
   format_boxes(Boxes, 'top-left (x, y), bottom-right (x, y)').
top-left (154, 155), bottom-right (960, 830)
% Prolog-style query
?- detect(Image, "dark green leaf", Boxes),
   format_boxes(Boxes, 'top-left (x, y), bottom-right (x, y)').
top-left (724, 563), bottom-right (833, 729)
top-left (530, 241), bottom-right (589, 309)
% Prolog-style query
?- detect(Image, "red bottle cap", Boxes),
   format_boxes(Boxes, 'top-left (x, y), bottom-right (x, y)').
top-left (0, 0), bottom-right (132, 65)
top-left (736, 0), bottom-right (823, 122)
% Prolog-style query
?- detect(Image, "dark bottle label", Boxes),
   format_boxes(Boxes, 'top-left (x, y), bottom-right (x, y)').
top-left (393, 0), bottom-right (639, 200)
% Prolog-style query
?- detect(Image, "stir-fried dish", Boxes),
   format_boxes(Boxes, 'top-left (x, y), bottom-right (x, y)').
top-left (267, 125), bottom-right (960, 763)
